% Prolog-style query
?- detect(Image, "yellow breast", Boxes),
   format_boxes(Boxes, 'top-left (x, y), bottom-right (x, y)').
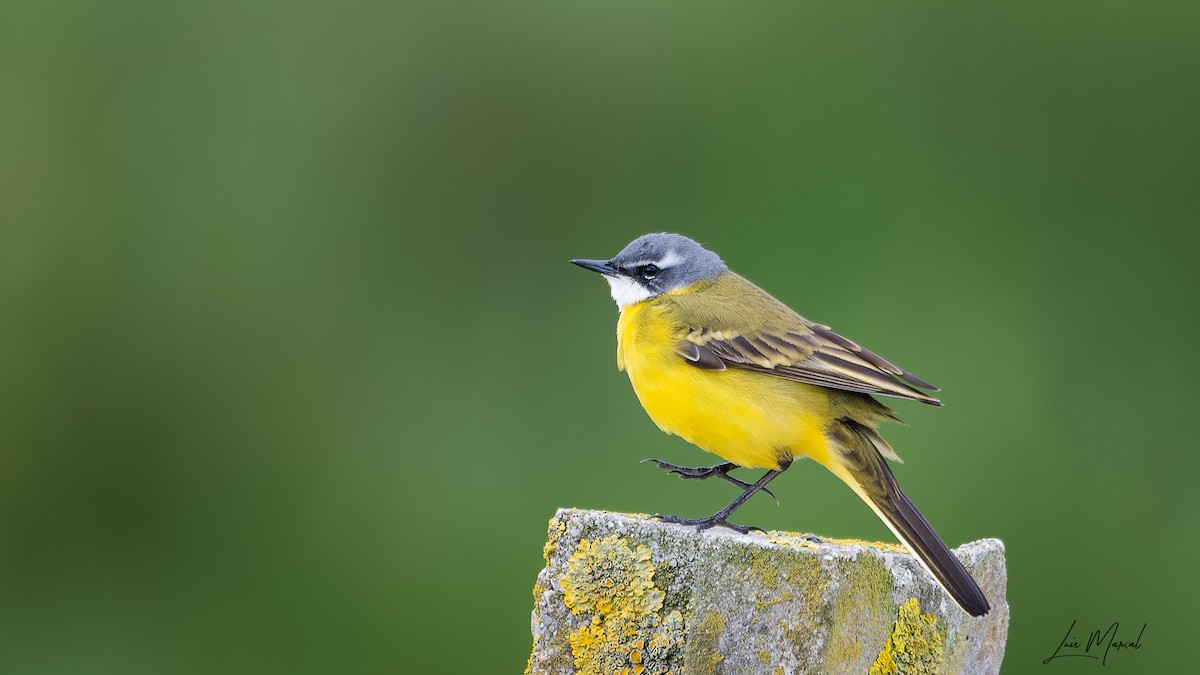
top-left (616, 298), bottom-right (834, 470)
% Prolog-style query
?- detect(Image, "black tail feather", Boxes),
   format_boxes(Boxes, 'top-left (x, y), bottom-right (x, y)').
top-left (880, 486), bottom-right (991, 617)
top-left (834, 418), bottom-right (990, 617)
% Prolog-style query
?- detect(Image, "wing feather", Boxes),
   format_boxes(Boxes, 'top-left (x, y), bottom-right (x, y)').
top-left (663, 272), bottom-right (943, 406)
top-left (677, 341), bottom-right (726, 371)
top-left (686, 326), bottom-right (942, 406)
top-left (678, 324), bottom-right (940, 405)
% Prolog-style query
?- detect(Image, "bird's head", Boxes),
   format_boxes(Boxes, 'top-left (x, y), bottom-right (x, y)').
top-left (571, 233), bottom-right (727, 308)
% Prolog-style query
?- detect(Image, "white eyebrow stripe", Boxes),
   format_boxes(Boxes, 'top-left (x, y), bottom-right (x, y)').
top-left (622, 250), bottom-right (684, 270)
top-left (656, 249), bottom-right (683, 268)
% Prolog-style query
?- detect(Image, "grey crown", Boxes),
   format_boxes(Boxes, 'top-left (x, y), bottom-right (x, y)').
top-left (609, 233), bottom-right (728, 295)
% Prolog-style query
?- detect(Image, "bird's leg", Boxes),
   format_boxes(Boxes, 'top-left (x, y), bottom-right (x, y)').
top-left (641, 458), bottom-right (777, 503)
top-left (655, 459), bottom-right (792, 534)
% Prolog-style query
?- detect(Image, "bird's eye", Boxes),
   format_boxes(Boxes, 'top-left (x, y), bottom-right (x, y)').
top-left (641, 264), bottom-right (660, 280)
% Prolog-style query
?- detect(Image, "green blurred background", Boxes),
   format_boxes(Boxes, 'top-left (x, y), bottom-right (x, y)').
top-left (2, 1), bottom-right (1197, 672)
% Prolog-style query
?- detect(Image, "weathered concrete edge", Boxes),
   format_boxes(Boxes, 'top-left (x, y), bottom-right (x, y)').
top-left (528, 508), bottom-right (1009, 675)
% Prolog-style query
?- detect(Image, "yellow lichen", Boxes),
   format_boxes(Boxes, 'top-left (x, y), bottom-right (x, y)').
top-left (869, 598), bottom-right (946, 675)
top-left (528, 581), bottom-right (546, 641)
top-left (825, 554), bottom-right (892, 668)
top-left (543, 516), bottom-right (568, 564)
top-left (560, 535), bottom-right (684, 675)
top-left (747, 545), bottom-right (822, 617)
top-left (685, 611), bottom-right (726, 675)
top-left (561, 536), bottom-right (665, 616)
top-left (765, 532), bottom-right (907, 554)
top-left (827, 537), bottom-right (907, 554)
top-left (754, 589), bottom-right (794, 613)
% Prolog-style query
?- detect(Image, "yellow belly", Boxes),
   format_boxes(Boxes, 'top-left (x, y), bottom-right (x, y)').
top-left (617, 300), bottom-right (835, 470)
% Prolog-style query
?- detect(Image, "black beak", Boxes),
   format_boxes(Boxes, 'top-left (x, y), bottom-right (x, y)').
top-left (570, 258), bottom-right (617, 276)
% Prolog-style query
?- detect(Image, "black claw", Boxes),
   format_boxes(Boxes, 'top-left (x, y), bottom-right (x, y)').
top-left (648, 463), bottom-right (790, 537)
top-left (653, 513), bottom-right (765, 535)
top-left (642, 459), bottom-right (780, 504)
top-left (647, 459), bottom-right (730, 479)
top-left (719, 522), bottom-right (766, 535)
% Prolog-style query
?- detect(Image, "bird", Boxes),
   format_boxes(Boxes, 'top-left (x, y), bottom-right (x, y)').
top-left (570, 233), bottom-right (990, 617)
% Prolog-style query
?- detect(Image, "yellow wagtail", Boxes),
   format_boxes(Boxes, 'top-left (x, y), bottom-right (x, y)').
top-left (571, 233), bottom-right (989, 617)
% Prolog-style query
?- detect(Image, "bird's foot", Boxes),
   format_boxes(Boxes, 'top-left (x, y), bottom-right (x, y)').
top-left (653, 513), bottom-right (765, 535)
top-left (641, 459), bottom-right (777, 504)
top-left (642, 458), bottom-right (736, 480)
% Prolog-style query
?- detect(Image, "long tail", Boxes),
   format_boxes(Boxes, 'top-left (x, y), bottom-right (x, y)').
top-left (823, 419), bottom-right (990, 617)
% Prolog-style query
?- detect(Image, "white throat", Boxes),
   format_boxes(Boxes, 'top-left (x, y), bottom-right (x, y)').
top-left (604, 276), bottom-right (654, 309)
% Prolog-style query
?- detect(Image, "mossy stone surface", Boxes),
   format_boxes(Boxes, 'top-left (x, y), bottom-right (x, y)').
top-left (527, 509), bottom-right (1008, 675)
